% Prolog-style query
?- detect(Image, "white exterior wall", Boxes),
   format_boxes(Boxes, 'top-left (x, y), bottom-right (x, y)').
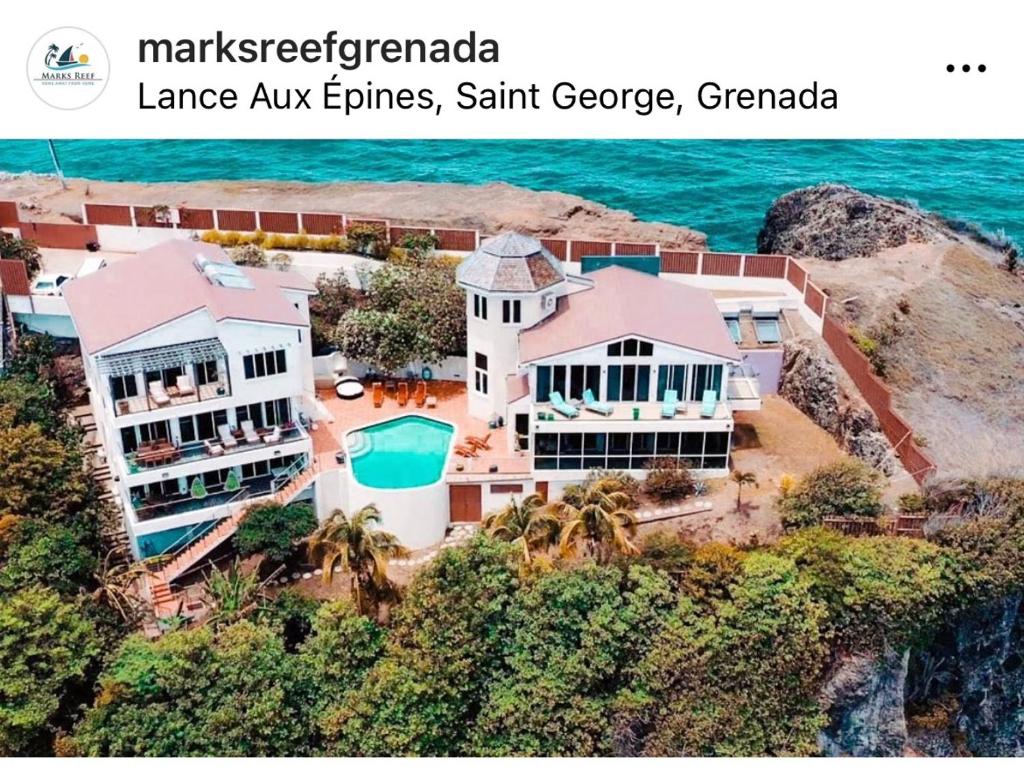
top-left (84, 306), bottom-right (315, 554)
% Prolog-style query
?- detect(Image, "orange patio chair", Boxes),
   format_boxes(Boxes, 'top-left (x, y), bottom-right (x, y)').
top-left (397, 381), bottom-right (409, 406)
top-left (372, 382), bottom-right (384, 408)
top-left (454, 443), bottom-right (478, 458)
top-left (414, 380), bottom-right (427, 407)
top-left (465, 432), bottom-right (492, 451)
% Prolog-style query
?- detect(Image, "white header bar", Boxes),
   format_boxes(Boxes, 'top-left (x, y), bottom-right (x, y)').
top-left (1, 0), bottom-right (1021, 138)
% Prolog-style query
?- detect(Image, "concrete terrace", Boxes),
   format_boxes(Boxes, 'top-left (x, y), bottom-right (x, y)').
top-left (312, 380), bottom-right (532, 480)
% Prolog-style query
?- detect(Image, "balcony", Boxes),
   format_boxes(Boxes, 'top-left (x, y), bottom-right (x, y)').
top-left (125, 422), bottom-right (308, 475)
top-left (726, 364), bottom-right (762, 411)
top-left (99, 337), bottom-right (232, 417)
top-left (114, 380), bottom-right (231, 416)
top-left (532, 398), bottom-right (731, 424)
top-left (132, 453), bottom-right (310, 523)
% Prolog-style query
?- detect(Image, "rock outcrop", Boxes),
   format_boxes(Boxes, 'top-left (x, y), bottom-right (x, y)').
top-left (955, 595), bottom-right (1024, 756)
top-left (779, 339), bottom-right (896, 475)
top-left (819, 648), bottom-right (911, 756)
top-left (757, 183), bottom-right (957, 260)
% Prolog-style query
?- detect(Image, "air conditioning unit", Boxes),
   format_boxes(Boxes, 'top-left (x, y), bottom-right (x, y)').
top-left (541, 292), bottom-right (555, 311)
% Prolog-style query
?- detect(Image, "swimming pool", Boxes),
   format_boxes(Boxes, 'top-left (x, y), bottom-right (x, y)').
top-left (348, 415), bottom-right (454, 489)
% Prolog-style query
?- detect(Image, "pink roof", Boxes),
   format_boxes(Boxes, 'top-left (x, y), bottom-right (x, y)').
top-left (506, 373), bottom-right (530, 403)
top-left (64, 240), bottom-right (314, 354)
top-left (518, 265), bottom-right (740, 363)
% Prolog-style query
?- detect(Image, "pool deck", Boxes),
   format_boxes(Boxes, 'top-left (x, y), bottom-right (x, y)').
top-left (313, 381), bottom-right (531, 480)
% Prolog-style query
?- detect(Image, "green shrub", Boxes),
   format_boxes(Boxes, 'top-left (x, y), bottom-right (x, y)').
top-left (778, 459), bottom-right (884, 529)
top-left (237, 502), bottom-right (317, 562)
top-left (642, 458), bottom-right (696, 502)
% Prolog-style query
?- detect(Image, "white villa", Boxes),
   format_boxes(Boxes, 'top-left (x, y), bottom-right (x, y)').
top-left (63, 240), bottom-right (318, 559)
top-left (63, 232), bottom-right (780, 600)
top-left (457, 233), bottom-right (759, 484)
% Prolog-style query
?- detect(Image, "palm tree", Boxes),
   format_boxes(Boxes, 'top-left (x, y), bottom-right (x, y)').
top-left (554, 478), bottom-right (639, 562)
top-left (482, 493), bottom-right (561, 563)
top-left (202, 558), bottom-right (277, 626)
top-left (90, 547), bottom-right (149, 625)
top-left (308, 505), bottom-right (409, 616)
top-left (731, 470), bottom-right (758, 512)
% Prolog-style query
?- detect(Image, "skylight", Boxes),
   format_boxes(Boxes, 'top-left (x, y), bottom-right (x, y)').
top-left (194, 253), bottom-right (254, 290)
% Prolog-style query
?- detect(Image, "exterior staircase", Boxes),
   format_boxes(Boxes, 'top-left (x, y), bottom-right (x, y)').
top-left (145, 456), bottom-right (320, 619)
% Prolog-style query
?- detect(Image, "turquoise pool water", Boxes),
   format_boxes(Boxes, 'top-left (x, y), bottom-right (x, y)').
top-left (137, 520), bottom-right (217, 558)
top-left (348, 415), bottom-right (454, 489)
top-left (1, 140), bottom-right (1022, 250)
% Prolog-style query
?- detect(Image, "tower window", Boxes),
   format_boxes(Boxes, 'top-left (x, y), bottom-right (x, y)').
top-left (502, 299), bottom-right (521, 324)
top-left (473, 294), bottom-right (488, 320)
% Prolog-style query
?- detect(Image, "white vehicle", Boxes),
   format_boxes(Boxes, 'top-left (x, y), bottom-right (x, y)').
top-left (31, 272), bottom-right (73, 296)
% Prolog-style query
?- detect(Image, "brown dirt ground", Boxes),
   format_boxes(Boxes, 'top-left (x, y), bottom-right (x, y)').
top-left (812, 242), bottom-right (1024, 478)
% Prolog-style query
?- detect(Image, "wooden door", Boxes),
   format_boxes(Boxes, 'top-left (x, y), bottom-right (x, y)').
top-left (449, 484), bottom-right (482, 523)
top-left (535, 481), bottom-right (549, 502)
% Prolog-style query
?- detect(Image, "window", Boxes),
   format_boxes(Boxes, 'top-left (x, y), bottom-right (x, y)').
top-left (609, 339), bottom-right (653, 357)
top-left (473, 294), bottom-right (488, 319)
top-left (536, 366), bottom-right (551, 403)
top-left (243, 350), bottom-right (287, 380)
top-left (138, 420), bottom-right (169, 444)
top-left (195, 360), bottom-right (219, 386)
top-left (693, 364), bottom-right (724, 400)
top-left (610, 364), bottom-right (651, 401)
top-left (178, 416), bottom-right (196, 444)
top-left (193, 409), bottom-right (228, 441)
top-left (657, 365), bottom-right (687, 401)
top-left (754, 314), bottom-right (782, 344)
top-left (110, 374), bottom-right (138, 402)
top-left (502, 299), bottom-right (521, 324)
top-left (724, 315), bottom-right (742, 344)
top-left (531, 429), bottom-right (731, 473)
top-left (474, 352), bottom-right (489, 395)
top-left (492, 483), bottom-right (525, 494)
top-left (120, 426), bottom-right (138, 454)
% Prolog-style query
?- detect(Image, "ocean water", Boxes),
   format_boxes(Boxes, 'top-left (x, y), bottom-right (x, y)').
top-left (1, 139), bottom-right (1021, 251)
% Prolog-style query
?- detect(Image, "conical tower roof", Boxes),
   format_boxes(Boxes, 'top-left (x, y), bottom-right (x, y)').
top-left (456, 232), bottom-right (565, 293)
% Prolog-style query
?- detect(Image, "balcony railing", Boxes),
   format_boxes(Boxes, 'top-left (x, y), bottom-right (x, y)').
top-left (133, 474), bottom-right (277, 522)
top-left (114, 379), bottom-right (231, 416)
top-left (532, 398), bottom-right (730, 423)
top-left (125, 422), bottom-right (308, 475)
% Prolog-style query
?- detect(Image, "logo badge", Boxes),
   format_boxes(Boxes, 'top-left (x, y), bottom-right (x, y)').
top-left (27, 27), bottom-right (109, 109)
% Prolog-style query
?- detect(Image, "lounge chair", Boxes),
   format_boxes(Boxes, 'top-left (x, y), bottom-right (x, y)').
top-left (176, 374), bottom-right (195, 396)
top-left (414, 380), bottom-right (427, 407)
top-left (262, 425), bottom-right (282, 444)
top-left (466, 432), bottom-right (492, 451)
top-left (397, 381), bottom-right (409, 406)
top-left (372, 382), bottom-right (384, 408)
top-left (454, 443), bottom-right (478, 458)
top-left (582, 388), bottom-right (614, 416)
top-left (549, 391), bottom-right (578, 418)
top-left (240, 420), bottom-right (261, 444)
top-left (204, 439), bottom-right (224, 457)
top-left (149, 380), bottom-right (170, 406)
top-left (217, 423), bottom-right (238, 449)
top-left (661, 390), bottom-right (679, 418)
top-left (700, 389), bottom-right (718, 418)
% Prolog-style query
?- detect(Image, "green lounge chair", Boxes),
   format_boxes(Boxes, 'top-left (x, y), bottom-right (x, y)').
top-left (661, 389), bottom-right (679, 418)
top-left (700, 389), bottom-right (718, 418)
top-left (582, 388), bottom-right (613, 416)
top-left (549, 391), bottom-right (579, 418)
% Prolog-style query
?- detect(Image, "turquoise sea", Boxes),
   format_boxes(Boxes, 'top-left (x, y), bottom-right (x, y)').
top-left (1, 140), bottom-right (1021, 251)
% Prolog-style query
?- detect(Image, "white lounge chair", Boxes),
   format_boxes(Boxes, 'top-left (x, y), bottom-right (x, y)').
top-left (176, 374), bottom-right (195, 396)
top-left (217, 423), bottom-right (238, 449)
top-left (240, 420), bottom-right (261, 444)
top-left (262, 425), bottom-right (282, 444)
top-left (204, 439), bottom-right (224, 457)
top-left (149, 380), bottom-right (170, 406)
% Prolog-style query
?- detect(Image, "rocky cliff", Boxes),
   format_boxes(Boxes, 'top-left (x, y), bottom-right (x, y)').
top-left (778, 338), bottom-right (896, 475)
top-left (820, 596), bottom-right (1024, 757)
top-left (756, 182), bottom-right (1007, 261)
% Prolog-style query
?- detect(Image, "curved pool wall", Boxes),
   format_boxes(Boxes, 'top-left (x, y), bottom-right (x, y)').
top-left (329, 414), bottom-right (456, 551)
